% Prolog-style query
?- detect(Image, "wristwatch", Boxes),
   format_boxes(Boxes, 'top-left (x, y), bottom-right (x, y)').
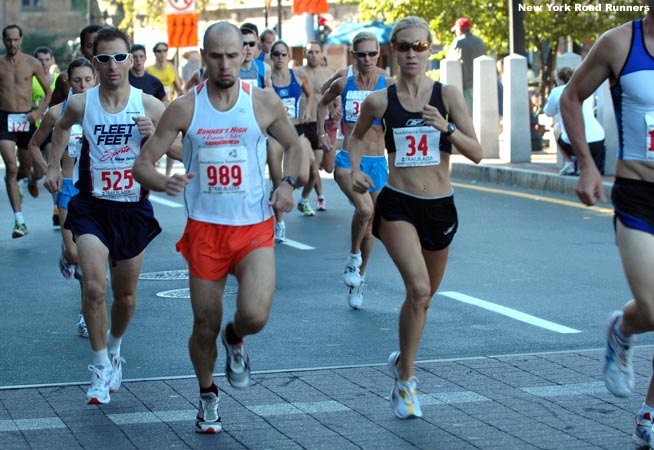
top-left (281, 176), bottom-right (297, 189)
top-left (443, 122), bottom-right (456, 137)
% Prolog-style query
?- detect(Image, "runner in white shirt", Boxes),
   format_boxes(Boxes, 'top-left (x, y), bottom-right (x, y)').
top-left (133, 21), bottom-right (304, 434)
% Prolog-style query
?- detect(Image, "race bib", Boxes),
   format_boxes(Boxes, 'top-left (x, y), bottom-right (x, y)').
top-left (645, 113), bottom-right (654, 161)
top-left (67, 123), bottom-right (84, 158)
top-left (241, 79), bottom-right (257, 89)
top-left (7, 113), bottom-right (30, 133)
top-left (92, 164), bottom-right (140, 201)
top-left (393, 126), bottom-right (441, 167)
top-left (198, 145), bottom-right (248, 195)
top-left (344, 90), bottom-right (372, 122)
top-left (282, 97), bottom-right (297, 119)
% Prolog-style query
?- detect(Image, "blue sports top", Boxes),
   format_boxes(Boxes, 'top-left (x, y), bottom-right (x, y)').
top-left (273, 69), bottom-right (302, 120)
top-left (611, 19), bottom-right (654, 161)
top-left (341, 75), bottom-right (386, 126)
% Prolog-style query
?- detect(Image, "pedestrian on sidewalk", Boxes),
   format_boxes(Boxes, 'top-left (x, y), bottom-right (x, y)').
top-left (560, 2), bottom-right (654, 447)
top-left (133, 22), bottom-right (305, 434)
top-left (544, 66), bottom-right (605, 176)
top-left (348, 16), bottom-right (482, 419)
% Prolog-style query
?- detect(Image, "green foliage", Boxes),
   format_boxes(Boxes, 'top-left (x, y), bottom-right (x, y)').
top-left (357, 0), bottom-right (646, 104)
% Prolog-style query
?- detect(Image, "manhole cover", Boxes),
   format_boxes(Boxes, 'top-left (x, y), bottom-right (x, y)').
top-left (140, 270), bottom-right (189, 280)
top-left (156, 286), bottom-right (238, 299)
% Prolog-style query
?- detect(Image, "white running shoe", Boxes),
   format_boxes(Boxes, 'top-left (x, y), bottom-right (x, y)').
top-left (387, 352), bottom-right (422, 419)
top-left (195, 392), bottom-right (222, 433)
top-left (274, 221), bottom-right (286, 243)
top-left (559, 161), bottom-right (576, 176)
top-left (343, 254), bottom-right (362, 287)
top-left (77, 315), bottom-right (88, 338)
top-left (109, 354), bottom-right (125, 393)
top-left (317, 197), bottom-right (327, 211)
top-left (221, 328), bottom-right (251, 390)
top-left (86, 364), bottom-right (112, 404)
top-left (604, 310), bottom-right (635, 397)
top-left (348, 281), bottom-right (364, 309)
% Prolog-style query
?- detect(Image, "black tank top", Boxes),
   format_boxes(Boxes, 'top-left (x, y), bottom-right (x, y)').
top-left (382, 82), bottom-right (452, 154)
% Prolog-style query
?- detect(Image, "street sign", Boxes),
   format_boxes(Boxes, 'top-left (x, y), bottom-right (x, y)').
top-left (166, 0), bottom-right (195, 14)
top-left (167, 13), bottom-right (199, 48)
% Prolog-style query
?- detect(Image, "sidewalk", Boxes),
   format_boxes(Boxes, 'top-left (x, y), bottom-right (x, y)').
top-left (1, 347), bottom-right (650, 449)
top-left (451, 150), bottom-right (615, 201)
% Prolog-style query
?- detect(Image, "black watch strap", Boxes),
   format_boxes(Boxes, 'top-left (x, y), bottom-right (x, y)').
top-left (281, 176), bottom-right (296, 189)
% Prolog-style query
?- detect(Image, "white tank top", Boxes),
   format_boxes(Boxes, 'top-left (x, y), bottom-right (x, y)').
top-left (182, 81), bottom-right (271, 225)
top-left (79, 85), bottom-right (146, 202)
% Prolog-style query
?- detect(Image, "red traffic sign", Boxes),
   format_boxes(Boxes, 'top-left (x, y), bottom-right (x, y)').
top-left (167, 0), bottom-right (195, 14)
top-left (167, 13), bottom-right (198, 48)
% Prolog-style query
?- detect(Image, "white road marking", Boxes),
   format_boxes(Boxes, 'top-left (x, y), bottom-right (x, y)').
top-left (521, 382), bottom-right (605, 397)
top-left (279, 238), bottom-right (315, 250)
top-left (149, 195), bottom-right (184, 208)
top-left (439, 291), bottom-right (581, 334)
top-left (0, 417), bottom-right (66, 432)
top-left (3, 381), bottom-right (610, 433)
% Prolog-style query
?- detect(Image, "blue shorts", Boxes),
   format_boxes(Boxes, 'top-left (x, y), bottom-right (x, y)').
top-left (334, 150), bottom-right (388, 193)
top-left (57, 178), bottom-right (79, 210)
top-left (65, 193), bottom-right (161, 262)
top-left (612, 177), bottom-right (654, 234)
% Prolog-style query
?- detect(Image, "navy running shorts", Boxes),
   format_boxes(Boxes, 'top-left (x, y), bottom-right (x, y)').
top-left (65, 193), bottom-right (162, 262)
top-left (373, 185), bottom-right (458, 251)
top-left (612, 177), bottom-right (654, 235)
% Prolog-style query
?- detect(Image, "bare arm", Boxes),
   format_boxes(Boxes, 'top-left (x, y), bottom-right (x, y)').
top-left (561, 28), bottom-right (619, 205)
top-left (28, 105), bottom-right (61, 173)
top-left (298, 72), bottom-right (314, 123)
top-left (133, 95), bottom-right (193, 195)
top-left (45, 94), bottom-right (84, 193)
top-left (31, 61), bottom-right (53, 122)
top-left (317, 78), bottom-right (344, 151)
top-left (349, 90), bottom-right (386, 192)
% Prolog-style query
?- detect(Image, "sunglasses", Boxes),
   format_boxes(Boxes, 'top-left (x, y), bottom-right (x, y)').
top-left (354, 51), bottom-right (379, 58)
top-left (243, 41), bottom-right (256, 47)
top-left (393, 41), bottom-right (431, 53)
top-left (271, 50), bottom-right (288, 57)
top-left (94, 52), bottom-right (130, 64)
top-left (154, 48), bottom-right (167, 53)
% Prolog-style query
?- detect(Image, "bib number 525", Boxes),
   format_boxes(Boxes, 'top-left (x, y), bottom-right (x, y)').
top-left (101, 168), bottom-right (134, 191)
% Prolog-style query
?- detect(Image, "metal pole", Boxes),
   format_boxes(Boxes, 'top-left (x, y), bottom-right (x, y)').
top-left (509, 0), bottom-right (525, 55)
top-left (87, 0), bottom-right (92, 24)
top-left (277, 0), bottom-right (282, 39)
top-left (2, 0), bottom-right (7, 32)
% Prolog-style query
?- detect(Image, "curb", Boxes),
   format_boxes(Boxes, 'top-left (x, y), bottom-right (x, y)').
top-left (451, 162), bottom-right (614, 199)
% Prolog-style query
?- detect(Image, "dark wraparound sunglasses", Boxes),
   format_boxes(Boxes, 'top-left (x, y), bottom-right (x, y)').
top-left (271, 50), bottom-right (288, 57)
top-left (243, 41), bottom-right (256, 47)
top-left (94, 52), bottom-right (130, 64)
top-left (393, 41), bottom-right (431, 53)
top-left (354, 51), bottom-right (379, 58)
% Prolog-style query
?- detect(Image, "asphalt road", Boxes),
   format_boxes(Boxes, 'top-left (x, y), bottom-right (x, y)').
top-left (0, 170), bottom-right (641, 388)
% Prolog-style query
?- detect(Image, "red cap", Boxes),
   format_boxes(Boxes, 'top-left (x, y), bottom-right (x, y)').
top-left (319, 17), bottom-right (327, 25)
top-left (451, 18), bottom-right (472, 31)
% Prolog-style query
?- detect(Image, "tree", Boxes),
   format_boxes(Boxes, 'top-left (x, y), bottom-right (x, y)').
top-left (357, 0), bottom-right (644, 105)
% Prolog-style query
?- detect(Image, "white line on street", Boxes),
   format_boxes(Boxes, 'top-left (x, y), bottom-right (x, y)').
top-left (280, 238), bottom-right (315, 250)
top-left (439, 291), bottom-right (581, 334)
top-left (149, 195), bottom-right (184, 208)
